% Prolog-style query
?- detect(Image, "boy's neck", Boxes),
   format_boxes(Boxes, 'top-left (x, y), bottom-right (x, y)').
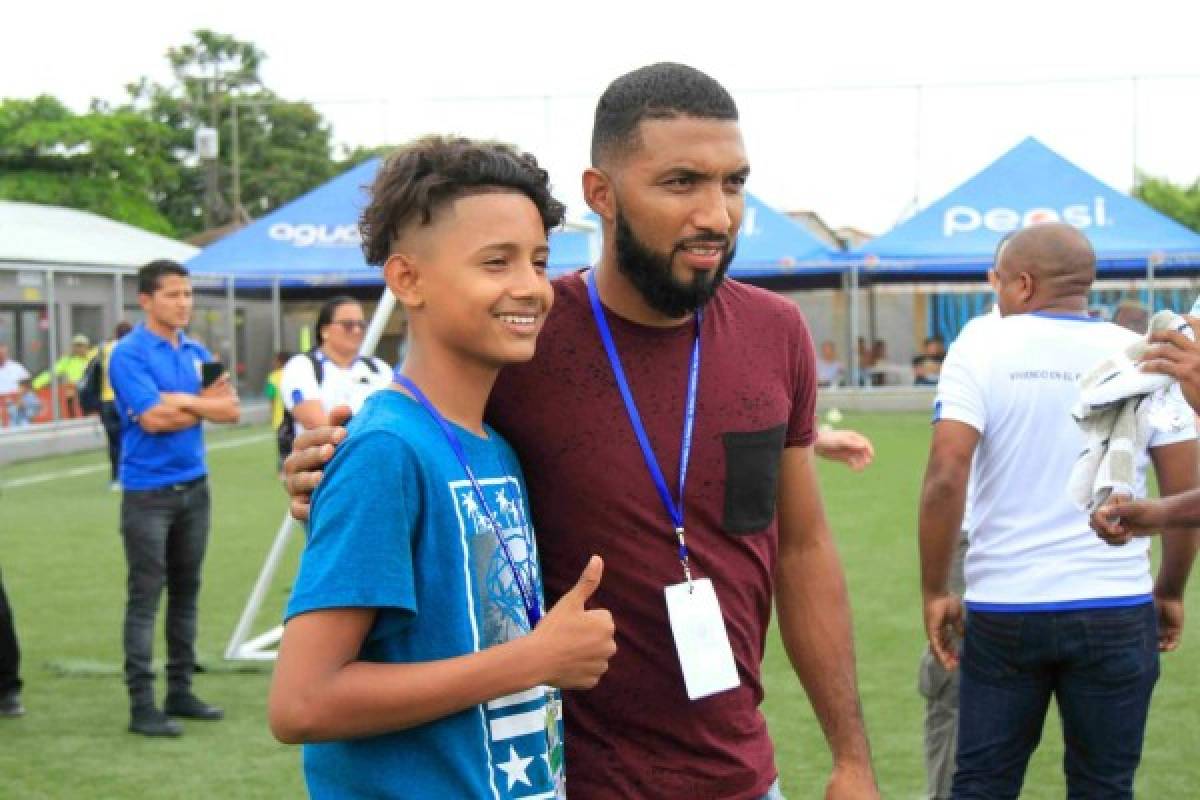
top-left (397, 347), bottom-right (498, 438)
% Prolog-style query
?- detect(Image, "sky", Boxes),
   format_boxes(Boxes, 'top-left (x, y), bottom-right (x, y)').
top-left (5, 0), bottom-right (1200, 234)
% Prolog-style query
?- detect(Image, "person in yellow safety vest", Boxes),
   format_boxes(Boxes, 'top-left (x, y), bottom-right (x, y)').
top-left (32, 333), bottom-right (96, 417)
top-left (100, 322), bottom-right (134, 490)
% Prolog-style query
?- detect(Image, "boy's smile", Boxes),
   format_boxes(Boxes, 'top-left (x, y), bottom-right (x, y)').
top-left (492, 310), bottom-right (542, 337)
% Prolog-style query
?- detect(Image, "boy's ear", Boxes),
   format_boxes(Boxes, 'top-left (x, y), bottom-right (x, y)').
top-left (582, 167), bottom-right (615, 224)
top-left (384, 253), bottom-right (424, 309)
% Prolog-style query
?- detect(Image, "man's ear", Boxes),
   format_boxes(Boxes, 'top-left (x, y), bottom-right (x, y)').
top-left (583, 167), bottom-right (615, 224)
top-left (384, 253), bottom-right (423, 310)
top-left (1019, 271), bottom-right (1036, 306)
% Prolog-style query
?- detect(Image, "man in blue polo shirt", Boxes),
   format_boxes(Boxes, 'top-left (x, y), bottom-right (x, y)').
top-left (109, 259), bottom-right (241, 737)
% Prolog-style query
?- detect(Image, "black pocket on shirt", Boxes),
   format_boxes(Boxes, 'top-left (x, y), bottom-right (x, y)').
top-left (721, 424), bottom-right (787, 534)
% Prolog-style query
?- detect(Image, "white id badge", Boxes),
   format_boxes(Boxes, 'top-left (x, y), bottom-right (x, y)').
top-left (664, 578), bottom-right (741, 700)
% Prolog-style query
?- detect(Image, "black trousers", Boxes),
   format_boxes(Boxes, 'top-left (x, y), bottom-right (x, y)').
top-left (120, 478), bottom-right (210, 707)
top-left (0, 567), bottom-right (20, 696)
top-left (101, 402), bottom-right (122, 481)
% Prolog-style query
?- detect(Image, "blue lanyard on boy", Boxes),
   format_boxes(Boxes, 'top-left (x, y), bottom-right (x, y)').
top-left (393, 372), bottom-right (542, 628)
top-left (585, 271), bottom-right (702, 589)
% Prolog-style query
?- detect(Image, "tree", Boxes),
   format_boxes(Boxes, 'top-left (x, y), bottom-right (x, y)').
top-left (0, 95), bottom-right (179, 233)
top-left (124, 30), bottom-right (339, 236)
top-left (1134, 173), bottom-right (1200, 234)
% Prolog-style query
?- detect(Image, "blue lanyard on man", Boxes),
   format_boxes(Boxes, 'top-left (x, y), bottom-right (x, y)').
top-left (393, 371), bottom-right (543, 628)
top-left (585, 271), bottom-right (702, 589)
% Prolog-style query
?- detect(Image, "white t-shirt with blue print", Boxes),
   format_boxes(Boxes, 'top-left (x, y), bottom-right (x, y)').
top-left (286, 389), bottom-right (565, 799)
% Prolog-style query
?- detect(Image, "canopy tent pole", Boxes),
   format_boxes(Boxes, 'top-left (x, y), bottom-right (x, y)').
top-left (271, 276), bottom-right (282, 355)
top-left (46, 269), bottom-right (60, 422)
top-left (1145, 255), bottom-right (1156, 311)
top-left (113, 272), bottom-right (123, 330)
top-left (225, 276), bottom-right (237, 391)
top-left (848, 261), bottom-right (860, 388)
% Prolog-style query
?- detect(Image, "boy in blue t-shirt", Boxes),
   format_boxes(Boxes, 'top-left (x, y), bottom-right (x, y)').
top-left (269, 136), bottom-right (617, 799)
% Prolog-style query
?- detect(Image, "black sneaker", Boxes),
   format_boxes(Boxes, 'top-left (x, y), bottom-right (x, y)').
top-left (0, 691), bottom-right (24, 718)
top-left (164, 693), bottom-right (224, 720)
top-left (129, 706), bottom-right (183, 737)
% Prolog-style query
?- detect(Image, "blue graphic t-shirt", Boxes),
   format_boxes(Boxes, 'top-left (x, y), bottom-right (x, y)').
top-left (286, 389), bottom-right (564, 799)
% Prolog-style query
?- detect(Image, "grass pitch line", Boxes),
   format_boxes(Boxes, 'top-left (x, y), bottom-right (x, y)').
top-left (0, 432), bottom-right (271, 490)
top-left (45, 656), bottom-right (272, 677)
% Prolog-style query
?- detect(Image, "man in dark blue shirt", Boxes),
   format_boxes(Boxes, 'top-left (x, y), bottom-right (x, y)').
top-left (109, 259), bottom-right (240, 737)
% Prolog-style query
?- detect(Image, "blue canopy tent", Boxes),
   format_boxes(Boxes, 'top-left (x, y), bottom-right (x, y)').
top-left (187, 150), bottom-right (840, 287)
top-left (185, 157), bottom-right (598, 379)
top-left (852, 137), bottom-right (1200, 279)
top-left (727, 192), bottom-right (841, 280)
top-left (839, 137), bottom-right (1200, 380)
top-left (188, 158), bottom-right (379, 288)
top-left (184, 158), bottom-right (843, 393)
top-left (187, 157), bottom-right (592, 287)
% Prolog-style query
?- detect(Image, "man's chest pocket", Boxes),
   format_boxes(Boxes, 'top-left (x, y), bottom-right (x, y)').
top-left (721, 424), bottom-right (787, 534)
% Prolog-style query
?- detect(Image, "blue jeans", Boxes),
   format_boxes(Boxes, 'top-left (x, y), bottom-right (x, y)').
top-left (953, 603), bottom-right (1159, 799)
top-left (120, 477), bottom-right (211, 707)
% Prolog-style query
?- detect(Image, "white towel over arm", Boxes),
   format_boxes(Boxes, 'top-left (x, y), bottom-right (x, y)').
top-left (1068, 310), bottom-right (1194, 511)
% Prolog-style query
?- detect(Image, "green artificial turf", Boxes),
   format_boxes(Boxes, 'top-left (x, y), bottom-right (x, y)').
top-left (1, 414), bottom-right (1197, 798)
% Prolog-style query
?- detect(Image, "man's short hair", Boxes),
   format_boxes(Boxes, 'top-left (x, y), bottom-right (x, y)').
top-left (590, 63), bottom-right (739, 166)
top-left (138, 259), bottom-right (189, 294)
top-left (359, 136), bottom-right (565, 267)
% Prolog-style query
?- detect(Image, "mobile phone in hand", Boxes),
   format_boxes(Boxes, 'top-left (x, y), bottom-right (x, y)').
top-left (201, 361), bottom-right (227, 389)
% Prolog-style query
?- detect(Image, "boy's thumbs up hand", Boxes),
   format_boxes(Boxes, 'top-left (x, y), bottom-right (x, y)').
top-left (560, 553), bottom-right (604, 608)
top-left (530, 556), bottom-right (617, 690)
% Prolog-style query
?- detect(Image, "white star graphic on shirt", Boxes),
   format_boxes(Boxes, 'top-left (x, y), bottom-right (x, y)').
top-left (497, 745), bottom-right (533, 790)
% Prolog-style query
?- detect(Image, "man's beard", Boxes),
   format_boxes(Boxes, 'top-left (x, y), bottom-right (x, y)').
top-left (614, 210), bottom-right (735, 319)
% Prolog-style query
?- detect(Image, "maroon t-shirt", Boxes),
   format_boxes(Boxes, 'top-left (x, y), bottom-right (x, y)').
top-left (488, 272), bottom-right (816, 800)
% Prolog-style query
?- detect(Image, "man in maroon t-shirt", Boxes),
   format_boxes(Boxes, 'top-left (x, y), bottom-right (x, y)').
top-left (287, 63), bottom-right (877, 799)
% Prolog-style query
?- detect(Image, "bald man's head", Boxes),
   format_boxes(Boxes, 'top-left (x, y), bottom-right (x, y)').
top-left (992, 222), bottom-right (1095, 315)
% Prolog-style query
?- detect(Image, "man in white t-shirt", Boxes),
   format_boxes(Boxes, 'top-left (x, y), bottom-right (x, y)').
top-left (917, 223), bottom-right (1200, 798)
top-left (0, 344), bottom-right (30, 395)
top-left (280, 297), bottom-right (391, 439)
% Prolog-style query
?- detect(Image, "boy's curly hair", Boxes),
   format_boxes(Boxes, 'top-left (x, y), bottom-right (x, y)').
top-left (360, 136), bottom-right (565, 266)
